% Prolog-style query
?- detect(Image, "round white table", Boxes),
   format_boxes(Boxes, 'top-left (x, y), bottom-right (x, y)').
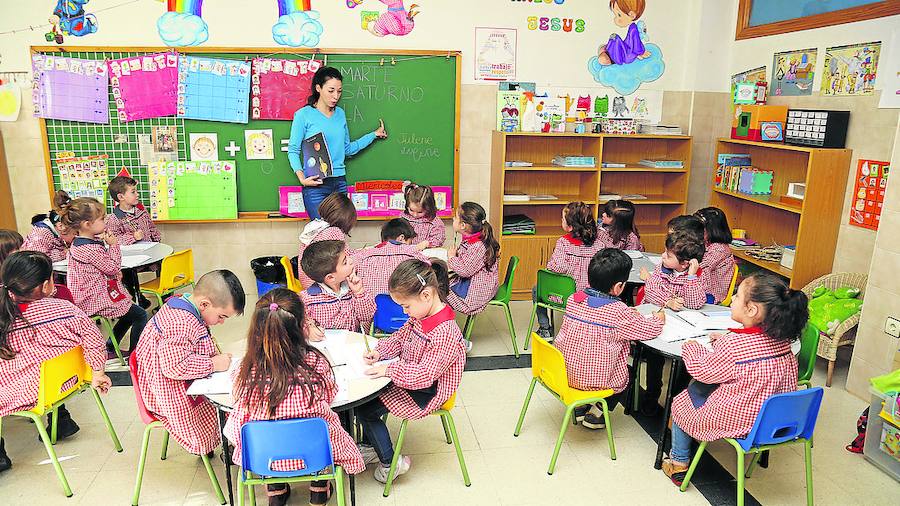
top-left (628, 251), bottom-right (661, 284)
top-left (52, 242), bottom-right (175, 273)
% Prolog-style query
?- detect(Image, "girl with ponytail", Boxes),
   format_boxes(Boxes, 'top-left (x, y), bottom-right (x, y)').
top-left (225, 288), bottom-right (363, 506)
top-left (446, 202), bottom-right (500, 319)
top-left (21, 190), bottom-right (76, 262)
top-left (663, 273), bottom-right (808, 486)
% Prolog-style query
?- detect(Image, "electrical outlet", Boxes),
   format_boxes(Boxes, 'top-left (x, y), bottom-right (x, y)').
top-left (886, 317), bottom-right (900, 338)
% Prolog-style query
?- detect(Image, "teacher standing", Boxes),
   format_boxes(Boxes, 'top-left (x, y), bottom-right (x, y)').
top-left (287, 66), bottom-right (388, 219)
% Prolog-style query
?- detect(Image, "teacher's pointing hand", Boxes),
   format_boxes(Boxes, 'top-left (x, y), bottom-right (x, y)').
top-left (374, 119), bottom-right (388, 139)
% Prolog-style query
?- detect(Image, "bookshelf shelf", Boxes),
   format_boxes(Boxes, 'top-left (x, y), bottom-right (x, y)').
top-left (713, 188), bottom-right (802, 214)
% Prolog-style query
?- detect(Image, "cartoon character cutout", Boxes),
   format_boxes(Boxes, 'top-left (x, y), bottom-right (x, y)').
top-left (365, 0), bottom-right (420, 37)
top-left (191, 136), bottom-right (217, 161)
top-left (245, 131), bottom-right (274, 160)
top-left (598, 0), bottom-right (651, 66)
top-left (611, 96), bottom-right (630, 118)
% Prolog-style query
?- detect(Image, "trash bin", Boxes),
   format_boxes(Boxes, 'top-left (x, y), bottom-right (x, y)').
top-left (251, 256), bottom-right (287, 297)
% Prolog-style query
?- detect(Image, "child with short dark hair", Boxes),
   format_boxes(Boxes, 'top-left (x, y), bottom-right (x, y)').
top-left (21, 191), bottom-right (76, 262)
top-left (641, 229), bottom-right (706, 310)
top-left (598, 200), bottom-right (643, 251)
top-left (0, 251), bottom-right (111, 471)
top-left (300, 240), bottom-right (375, 332)
top-left (555, 248), bottom-right (664, 429)
top-left (356, 259), bottom-right (466, 483)
top-left (667, 214), bottom-right (705, 242)
top-left (663, 273), bottom-right (806, 486)
top-left (226, 288), bottom-right (364, 506)
top-left (105, 176), bottom-right (161, 245)
top-left (133, 270), bottom-right (245, 457)
top-left (694, 207), bottom-right (736, 304)
top-left (447, 202), bottom-right (500, 321)
top-left (401, 183), bottom-right (445, 248)
top-left (355, 218), bottom-right (429, 295)
top-left (0, 230), bottom-right (23, 266)
top-left (298, 193), bottom-right (359, 288)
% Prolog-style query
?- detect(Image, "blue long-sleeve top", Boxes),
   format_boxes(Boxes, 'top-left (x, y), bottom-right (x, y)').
top-left (287, 105), bottom-right (376, 178)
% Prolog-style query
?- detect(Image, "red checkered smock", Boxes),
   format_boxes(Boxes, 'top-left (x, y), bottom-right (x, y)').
top-left (133, 296), bottom-right (221, 455)
top-left (22, 221), bottom-right (67, 261)
top-left (0, 298), bottom-right (105, 417)
top-left (298, 221), bottom-right (352, 288)
top-left (376, 304), bottom-right (466, 420)
top-left (699, 242), bottom-right (736, 304)
top-left (300, 283), bottom-right (376, 333)
top-left (597, 225), bottom-right (644, 251)
top-left (401, 211), bottom-right (446, 248)
top-left (355, 241), bottom-right (429, 295)
top-left (105, 206), bottom-right (161, 245)
top-left (447, 234), bottom-right (499, 315)
top-left (546, 234), bottom-right (604, 291)
top-left (643, 265), bottom-right (706, 310)
top-left (224, 350), bottom-right (365, 474)
top-left (68, 237), bottom-right (131, 318)
top-left (672, 327), bottom-right (798, 441)
top-left (554, 291), bottom-right (662, 392)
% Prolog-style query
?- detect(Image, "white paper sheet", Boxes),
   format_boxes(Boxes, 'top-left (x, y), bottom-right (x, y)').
top-left (677, 310), bottom-right (742, 331)
top-left (186, 356), bottom-right (241, 396)
top-left (423, 248), bottom-right (449, 263)
top-left (624, 250), bottom-right (644, 259)
top-left (121, 254), bottom-right (151, 268)
top-left (120, 242), bottom-right (157, 252)
top-left (658, 313), bottom-right (708, 342)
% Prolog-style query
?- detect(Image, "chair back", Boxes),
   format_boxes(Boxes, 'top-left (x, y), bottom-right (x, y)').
top-left (495, 256), bottom-right (520, 304)
top-left (797, 324), bottom-right (820, 384)
top-left (721, 264), bottom-right (740, 306)
top-left (735, 387), bottom-right (824, 452)
top-left (529, 334), bottom-right (569, 397)
top-left (240, 418), bottom-right (335, 477)
top-left (373, 293), bottom-right (409, 333)
top-left (34, 346), bottom-right (90, 414)
top-left (157, 249), bottom-right (194, 292)
top-left (535, 269), bottom-right (576, 309)
top-left (128, 353), bottom-right (160, 425)
top-left (440, 392), bottom-right (457, 411)
top-left (281, 256), bottom-right (302, 293)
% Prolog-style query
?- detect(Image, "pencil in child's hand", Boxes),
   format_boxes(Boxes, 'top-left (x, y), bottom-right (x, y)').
top-left (362, 330), bottom-right (372, 353)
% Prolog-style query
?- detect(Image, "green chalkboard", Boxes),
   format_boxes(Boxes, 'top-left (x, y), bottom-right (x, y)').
top-left (38, 47), bottom-right (459, 217)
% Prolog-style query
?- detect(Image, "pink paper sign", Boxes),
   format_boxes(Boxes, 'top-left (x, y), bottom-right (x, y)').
top-left (108, 52), bottom-right (178, 122)
top-left (279, 185), bottom-right (454, 218)
top-left (251, 58), bottom-right (321, 120)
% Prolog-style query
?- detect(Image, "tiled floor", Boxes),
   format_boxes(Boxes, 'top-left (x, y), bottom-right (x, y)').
top-left (1, 299), bottom-right (895, 505)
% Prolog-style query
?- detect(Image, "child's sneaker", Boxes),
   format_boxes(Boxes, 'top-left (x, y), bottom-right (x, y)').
top-left (574, 405), bottom-right (590, 423)
top-left (357, 443), bottom-right (380, 465)
top-left (581, 403), bottom-right (606, 430)
top-left (536, 327), bottom-right (552, 340)
top-left (373, 455), bottom-right (411, 484)
top-left (662, 458), bottom-right (689, 486)
top-left (0, 438), bottom-right (11, 473)
top-left (465, 340), bottom-right (473, 353)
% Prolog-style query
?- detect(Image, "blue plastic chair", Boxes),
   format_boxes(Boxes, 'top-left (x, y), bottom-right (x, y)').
top-left (370, 293), bottom-right (409, 338)
top-left (679, 387), bottom-right (824, 506)
top-left (237, 418), bottom-right (346, 506)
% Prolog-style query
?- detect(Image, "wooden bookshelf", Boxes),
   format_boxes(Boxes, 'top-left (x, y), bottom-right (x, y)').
top-left (711, 138), bottom-right (851, 289)
top-left (490, 132), bottom-right (691, 299)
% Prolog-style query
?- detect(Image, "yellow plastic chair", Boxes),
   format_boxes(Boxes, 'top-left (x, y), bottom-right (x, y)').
top-left (721, 264), bottom-right (740, 306)
top-left (514, 334), bottom-right (617, 474)
top-left (140, 249), bottom-right (195, 310)
top-left (281, 256), bottom-right (302, 293)
top-left (0, 346), bottom-right (122, 497)
top-left (382, 392), bottom-right (470, 496)
top-left (93, 314), bottom-right (125, 366)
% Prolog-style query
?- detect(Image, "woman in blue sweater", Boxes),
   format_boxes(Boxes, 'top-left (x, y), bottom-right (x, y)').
top-left (288, 66), bottom-right (388, 219)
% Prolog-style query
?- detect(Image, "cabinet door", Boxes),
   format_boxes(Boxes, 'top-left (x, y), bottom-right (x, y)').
top-left (501, 236), bottom-right (547, 300)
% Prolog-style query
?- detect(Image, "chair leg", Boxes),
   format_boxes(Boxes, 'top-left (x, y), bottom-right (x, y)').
top-left (98, 317), bottom-right (126, 366)
top-left (804, 440), bottom-right (814, 506)
top-left (201, 453), bottom-right (227, 505)
top-left (501, 302), bottom-right (520, 358)
top-left (160, 431), bottom-right (170, 460)
top-left (247, 474), bottom-right (256, 506)
top-left (237, 472), bottom-right (245, 506)
top-left (132, 424), bottom-right (154, 505)
top-left (441, 412), bottom-right (471, 486)
top-left (383, 419), bottom-right (409, 497)
top-left (679, 441), bottom-right (708, 492)
top-left (525, 303), bottom-right (538, 350)
top-left (514, 378), bottom-right (538, 436)
top-left (745, 451), bottom-right (761, 478)
top-left (548, 405), bottom-right (575, 475)
top-left (28, 412), bottom-right (73, 497)
top-left (440, 414), bottom-right (452, 444)
top-left (334, 465), bottom-right (347, 506)
top-left (463, 314), bottom-right (475, 343)
top-left (736, 450), bottom-right (746, 506)
top-left (826, 360), bottom-right (835, 387)
top-left (50, 404), bottom-right (59, 445)
top-left (90, 387), bottom-right (123, 452)
top-left (598, 398), bottom-right (616, 460)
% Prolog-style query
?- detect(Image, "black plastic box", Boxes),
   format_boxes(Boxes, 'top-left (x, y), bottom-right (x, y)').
top-left (784, 109), bottom-right (850, 148)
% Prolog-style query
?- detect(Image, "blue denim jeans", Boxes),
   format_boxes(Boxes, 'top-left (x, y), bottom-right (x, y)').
top-left (670, 421), bottom-right (693, 463)
top-left (356, 397), bottom-right (394, 465)
top-left (302, 176), bottom-right (348, 220)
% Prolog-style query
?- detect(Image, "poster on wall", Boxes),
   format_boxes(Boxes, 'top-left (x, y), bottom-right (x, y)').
top-left (770, 48), bottom-right (816, 96)
top-left (878, 31), bottom-right (900, 108)
top-left (586, 3), bottom-right (665, 95)
top-left (849, 159), bottom-right (889, 231)
top-left (731, 66), bottom-right (767, 87)
top-left (475, 27), bottom-right (517, 81)
top-left (821, 41), bottom-right (881, 97)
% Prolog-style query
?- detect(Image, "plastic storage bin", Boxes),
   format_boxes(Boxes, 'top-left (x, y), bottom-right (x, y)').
top-left (864, 388), bottom-right (900, 482)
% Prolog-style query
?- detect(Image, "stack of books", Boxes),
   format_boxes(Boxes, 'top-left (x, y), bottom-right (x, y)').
top-left (505, 161), bottom-right (533, 167)
top-left (638, 159), bottom-right (684, 169)
top-left (637, 123), bottom-right (684, 135)
top-left (601, 162), bottom-right (627, 168)
top-left (502, 214), bottom-right (535, 235)
top-left (552, 155), bottom-right (595, 167)
top-left (714, 154), bottom-right (751, 191)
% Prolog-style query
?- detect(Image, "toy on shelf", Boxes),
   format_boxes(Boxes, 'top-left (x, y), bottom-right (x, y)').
top-left (731, 104), bottom-right (788, 142)
top-left (760, 121), bottom-right (783, 141)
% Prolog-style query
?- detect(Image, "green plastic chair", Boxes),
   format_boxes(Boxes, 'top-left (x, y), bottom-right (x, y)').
top-left (462, 256), bottom-right (520, 358)
top-left (797, 324), bottom-right (820, 388)
top-left (525, 269), bottom-right (576, 350)
top-left (93, 315), bottom-right (125, 366)
top-left (382, 393), bottom-right (470, 496)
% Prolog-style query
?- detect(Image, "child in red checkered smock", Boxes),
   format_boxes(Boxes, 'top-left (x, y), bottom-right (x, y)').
top-left (226, 289), bottom-right (363, 506)
top-left (61, 198), bottom-right (149, 355)
top-left (105, 176), bottom-right (161, 246)
top-left (533, 202), bottom-right (604, 338)
top-left (356, 258), bottom-right (466, 484)
top-left (0, 251), bottom-right (112, 470)
top-left (298, 193), bottom-right (359, 288)
top-left (356, 218), bottom-right (429, 296)
top-left (662, 273), bottom-right (807, 486)
top-left (694, 207), bottom-right (736, 304)
top-left (133, 270), bottom-right (245, 456)
top-left (641, 230), bottom-right (706, 311)
top-left (597, 200), bottom-right (644, 251)
top-left (401, 183), bottom-right (446, 248)
top-left (447, 202), bottom-right (500, 317)
top-left (554, 249), bottom-right (664, 429)
top-left (300, 240), bottom-right (375, 333)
